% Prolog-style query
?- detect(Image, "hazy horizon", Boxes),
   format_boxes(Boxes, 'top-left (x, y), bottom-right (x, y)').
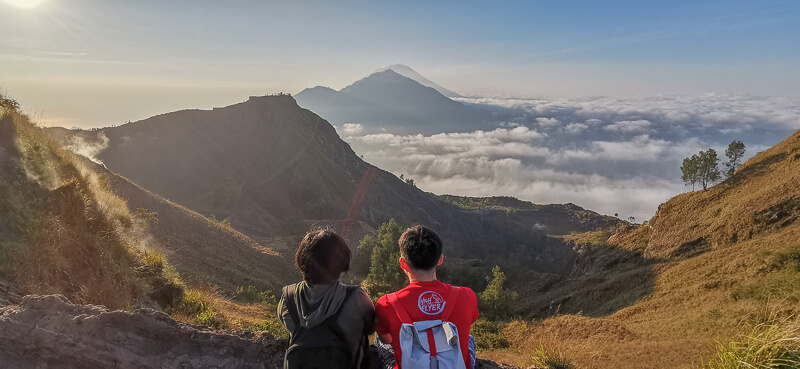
top-left (3, 0), bottom-right (800, 128)
top-left (4, 0), bottom-right (800, 220)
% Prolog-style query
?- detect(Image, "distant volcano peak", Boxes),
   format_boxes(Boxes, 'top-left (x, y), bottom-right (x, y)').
top-left (371, 64), bottom-right (462, 98)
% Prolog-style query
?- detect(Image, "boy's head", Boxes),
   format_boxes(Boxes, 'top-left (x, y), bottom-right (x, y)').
top-left (398, 225), bottom-right (443, 271)
top-left (295, 229), bottom-right (351, 284)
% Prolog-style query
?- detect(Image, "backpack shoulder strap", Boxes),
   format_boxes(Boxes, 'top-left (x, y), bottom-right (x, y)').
top-left (335, 284), bottom-right (360, 316)
top-left (324, 284), bottom-right (360, 339)
top-left (441, 286), bottom-right (462, 321)
top-left (386, 292), bottom-right (413, 324)
top-left (282, 283), bottom-right (301, 327)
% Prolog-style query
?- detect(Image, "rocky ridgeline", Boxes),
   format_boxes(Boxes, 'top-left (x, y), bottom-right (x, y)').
top-left (0, 295), bottom-right (521, 369)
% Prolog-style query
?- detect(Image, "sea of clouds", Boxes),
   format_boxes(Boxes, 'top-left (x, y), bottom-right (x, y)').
top-left (336, 94), bottom-right (800, 222)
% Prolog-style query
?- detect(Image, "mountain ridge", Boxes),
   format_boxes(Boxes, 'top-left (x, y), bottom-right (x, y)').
top-left (296, 69), bottom-right (493, 134)
top-left (373, 64), bottom-right (463, 98)
top-left (68, 95), bottom-right (578, 276)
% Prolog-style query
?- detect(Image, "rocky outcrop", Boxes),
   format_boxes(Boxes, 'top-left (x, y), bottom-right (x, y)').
top-left (0, 295), bottom-right (286, 368)
top-left (0, 280), bottom-right (22, 306)
top-left (0, 295), bottom-right (524, 369)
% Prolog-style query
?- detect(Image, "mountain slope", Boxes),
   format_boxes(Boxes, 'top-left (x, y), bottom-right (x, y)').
top-left (293, 86), bottom-right (429, 133)
top-left (493, 128), bottom-right (800, 368)
top-left (340, 70), bottom-right (484, 131)
top-left (515, 129), bottom-right (800, 319)
top-left (374, 64), bottom-right (462, 98)
top-left (1, 104), bottom-right (164, 310)
top-left (605, 128), bottom-right (800, 332)
top-left (2, 96), bottom-right (295, 307)
top-left (610, 129), bottom-right (800, 259)
top-left (103, 168), bottom-right (296, 291)
top-left (438, 195), bottom-right (625, 236)
top-left (296, 70), bottom-right (492, 134)
top-left (73, 95), bottom-right (574, 275)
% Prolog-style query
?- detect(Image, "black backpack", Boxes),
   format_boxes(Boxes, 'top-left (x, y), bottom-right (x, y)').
top-left (282, 283), bottom-right (374, 369)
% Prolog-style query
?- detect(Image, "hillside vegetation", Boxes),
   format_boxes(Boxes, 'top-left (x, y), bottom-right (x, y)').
top-left (438, 195), bottom-right (625, 236)
top-left (481, 129), bottom-right (800, 368)
top-left (0, 94), bottom-right (293, 332)
top-left (0, 95), bottom-right (178, 310)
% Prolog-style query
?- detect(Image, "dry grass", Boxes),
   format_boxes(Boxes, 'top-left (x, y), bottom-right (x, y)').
top-left (526, 229), bottom-right (800, 368)
top-left (563, 230), bottom-right (614, 248)
top-left (703, 311), bottom-right (800, 369)
top-left (608, 130), bottom-right (800, 259)
top-left (0, 99), bottom-right (185, 311)
top-left (480, 315), bottom-right (709, 369)
top-left (485, 129), bottom-right (800, 368)
top-left (169, 286), bottom-right (287, 337)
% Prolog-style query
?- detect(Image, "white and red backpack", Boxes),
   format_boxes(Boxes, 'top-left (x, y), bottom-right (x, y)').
top-left (386, 287), bottom-right (466, 369)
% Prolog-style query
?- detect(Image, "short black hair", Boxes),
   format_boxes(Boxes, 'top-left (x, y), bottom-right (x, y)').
top-left (295, 229), bottom-right (351, 284)
top-left (398, 225), bottom-right (442, 271)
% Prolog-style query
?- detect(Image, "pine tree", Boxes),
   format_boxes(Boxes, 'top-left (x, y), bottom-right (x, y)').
top-left (367, 219), bottom-right (406, 289)
top-left (723, 140), bottom-right (746, 178)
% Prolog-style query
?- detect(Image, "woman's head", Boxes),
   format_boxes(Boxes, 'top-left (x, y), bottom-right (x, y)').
top-left (295, 229), bottom-right (351, 284)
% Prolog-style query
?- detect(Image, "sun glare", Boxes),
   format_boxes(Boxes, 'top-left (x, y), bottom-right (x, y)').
top-left (3, 0), bottom-right (46, 8)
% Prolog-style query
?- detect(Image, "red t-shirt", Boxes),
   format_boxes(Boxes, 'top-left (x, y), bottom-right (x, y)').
top-left (375, 280), bottom-right (479, 369)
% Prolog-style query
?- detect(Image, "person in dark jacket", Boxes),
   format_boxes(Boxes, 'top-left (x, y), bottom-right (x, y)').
top-left (278, 229), bottom-right (376, 369)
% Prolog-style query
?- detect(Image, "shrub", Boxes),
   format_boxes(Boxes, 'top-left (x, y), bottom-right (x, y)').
top-left (206, 214), bottom-right (231, 229)
top-left (528, 343), bottom-right (576, 369)
top-left (254, 316), bottom-right (290, 339)
top-left (0, 95), bottom-right (20, 113)
top-left (196, 308), bottom-right (225, 329)
top-left (143, 250), bottom-right (166, 269)
top-left (172, 289), bottom-right (227, 330)
top-left (471, 319), bottom-right (509, 351)
top-left (703, 312), bottom-right (800, 369)
top-left (234, 285), bottom-right (276, 305)
top-left (135, 208), bottom-right (158, 230)
top-left (360, 279), bottom-right (394, 302)
top-left (479, 266), bottom-right (518, 321)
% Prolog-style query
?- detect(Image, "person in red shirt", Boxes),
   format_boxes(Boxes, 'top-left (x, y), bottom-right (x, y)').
top-left (375, 225), bottom-right (479, 369)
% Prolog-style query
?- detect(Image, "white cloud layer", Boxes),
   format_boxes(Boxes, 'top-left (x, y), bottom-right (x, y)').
top-left (341, 94), bottom-right (799, 222)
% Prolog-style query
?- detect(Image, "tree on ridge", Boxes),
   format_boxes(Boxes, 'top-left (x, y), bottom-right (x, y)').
top-left (723, 140), bottom-right (746, 178)
top-left (681, 148), bottom-right (721, 191)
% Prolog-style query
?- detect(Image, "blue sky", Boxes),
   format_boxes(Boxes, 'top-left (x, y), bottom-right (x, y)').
top-left (2, 0), bottom-right (800, 127)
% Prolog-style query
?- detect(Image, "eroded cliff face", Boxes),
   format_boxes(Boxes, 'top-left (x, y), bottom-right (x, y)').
top-left (0, 294), bottom-right (521, 369)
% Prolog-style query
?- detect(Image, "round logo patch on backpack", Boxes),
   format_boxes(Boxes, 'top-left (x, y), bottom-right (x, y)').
top-left (418, 291), bottom-right (446, 315)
